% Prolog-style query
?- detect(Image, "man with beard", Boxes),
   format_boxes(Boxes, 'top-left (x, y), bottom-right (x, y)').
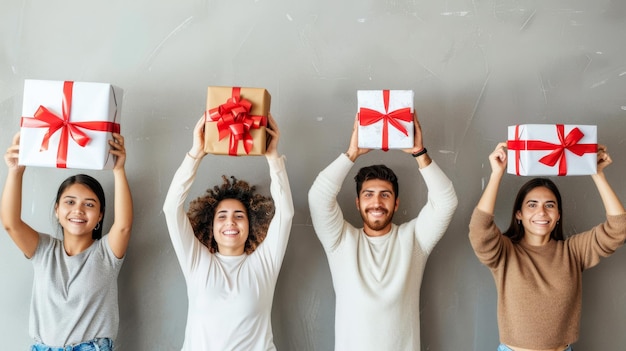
top-left (308, 114), bottom-right (457, 351)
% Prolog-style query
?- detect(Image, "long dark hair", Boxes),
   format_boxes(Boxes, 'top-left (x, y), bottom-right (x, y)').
top-left (55, 174), bottom-right (106, 240)
top-left (503, 177), bottom-right (564, 243)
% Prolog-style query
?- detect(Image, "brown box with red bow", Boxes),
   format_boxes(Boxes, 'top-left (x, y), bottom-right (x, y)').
top-left (204, 86), bottom-right (271, 156)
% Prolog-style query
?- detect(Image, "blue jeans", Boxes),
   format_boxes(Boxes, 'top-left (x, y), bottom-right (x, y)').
top-left (498, 345), bottom-right (572, 351)
top-left (31, 338), bottom-right (112, 351)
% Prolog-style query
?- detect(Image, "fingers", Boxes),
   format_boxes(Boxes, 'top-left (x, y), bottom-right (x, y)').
top-left (109, 133), bottom-right (126, 157)
top-left (597, 145), bottom-right (611, 165)
top-left (5, 132), bottom-right (23, 169)
top-left (4, 145), bottom-right (19, 159)
top-left (267, 112), bottom-right (280, 134)
top-left (264, 113), bottom-right (280, 157)
top-left (5, 132), bottom-right (21, 157)
top-left (12, 132), bottom-right (20, 146)
top-left (195, 114), bottom-right (206, 134)
top-left (413, 112), bottom-right (421, 129)
top-left (489, 142), bottom-right (508, 165)
top-left (412, 113), bottom-right (423, 151)
top-left (110, 133), bottom-right (124, 147)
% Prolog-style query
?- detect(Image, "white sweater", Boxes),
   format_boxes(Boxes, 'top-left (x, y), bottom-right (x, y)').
top-left (308, 153), bottom-right (457, 351)
top-left (163, 154), bottom-right (294, 351)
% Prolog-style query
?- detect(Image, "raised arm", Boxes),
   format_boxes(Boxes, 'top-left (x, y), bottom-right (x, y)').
top-left (402, 113), bottom-right (457, 251)
top-left (476, 142), bottom-right (508, 214)
top-left (591, 145), bottom-right (626, 216)
top-left (0, 132), bottom-right (39, 258)
top-left (345, 114), bottom-right (372, 162)
top-left (468, 142), bottom-right (509, 267)
top-left (568, 145), bottom-right (626, 269)
top-left (308, 117), bottom-right (359, 251)
top-left (106, 133), bottom-right (134, 259)
top-left (401, 113), bottom-right (432, 169)
top-left (163, 116), bottom-right (207, 276)
top-left (260, 113), bottom-right (294, 266)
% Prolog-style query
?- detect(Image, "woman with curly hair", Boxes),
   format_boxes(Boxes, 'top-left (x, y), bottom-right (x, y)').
top-left (162, 113), bottom-right (294, 351)
top-left (187, 174), bottom-right (275, 255)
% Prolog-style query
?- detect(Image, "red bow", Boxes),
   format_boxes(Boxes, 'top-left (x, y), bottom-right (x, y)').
top-left (358, 90), bottom-right (412, 151)
top-left (207, 87), bottom-right (266, 156)
top-left (20, 81), bottom-right (120, 168)
top-left (507, 124), bottom-right (597, 176)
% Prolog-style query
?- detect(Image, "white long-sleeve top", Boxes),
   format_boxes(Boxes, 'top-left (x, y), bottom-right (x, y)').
top-left (308, 153), bottom-right (458, 351)
top-left (163, 154), bottom-right (294, 351)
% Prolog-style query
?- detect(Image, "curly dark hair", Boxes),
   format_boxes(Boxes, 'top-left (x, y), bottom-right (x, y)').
top-left (187, 175), bottom-right (275, 255)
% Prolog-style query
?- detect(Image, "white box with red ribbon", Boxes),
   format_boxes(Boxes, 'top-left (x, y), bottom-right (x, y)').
top-left (19, 79), bottom-right (122, 170)
top-left (357, 90), bottom-right (414, 150)
top-left (507, 124), bottom-right (597, 176)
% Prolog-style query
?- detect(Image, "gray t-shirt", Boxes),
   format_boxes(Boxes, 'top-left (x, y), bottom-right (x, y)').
top-left (29, 234), bottom-right (124, 346)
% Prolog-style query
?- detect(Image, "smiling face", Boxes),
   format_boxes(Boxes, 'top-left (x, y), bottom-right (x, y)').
top-left (515, 186), bottom-right (561, 246)
top-left (55, 183), bottom-right (103, 239)
top-left (212, 198), bottom-right (250, 256)
top-left (356, 179), bottom-right (399, 237)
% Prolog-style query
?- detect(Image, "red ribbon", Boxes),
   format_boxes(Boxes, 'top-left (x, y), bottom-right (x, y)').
top-left (358, 90), bottom-right (412, 151)
top-left (20, 81), bottom-right (120, 168)
top-left (507, 124), bottom-right (597, 176)
top-left (207, 87), bottom-right (266, 156)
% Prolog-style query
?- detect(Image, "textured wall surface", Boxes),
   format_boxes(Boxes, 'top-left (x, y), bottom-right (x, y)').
top-left (1, 0), bottom-right (626, 349)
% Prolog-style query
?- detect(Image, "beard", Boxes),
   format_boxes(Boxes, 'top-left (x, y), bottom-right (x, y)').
top-left (359, 207), bottom-right (394, 232)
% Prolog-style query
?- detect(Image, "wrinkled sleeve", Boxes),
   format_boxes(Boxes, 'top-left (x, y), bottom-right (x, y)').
top-left (256, 155), bottom-right (295, 271)
top-left (162, 154), bottom-right (205, 279)
top-left (308, 154), bottom-right (355, 253)
top-left (412, 161), bottom-right (458, 254)
top-left (469, 207), bottom-right (508, 269)
top-left (568, 213), bottom-right (626, 270)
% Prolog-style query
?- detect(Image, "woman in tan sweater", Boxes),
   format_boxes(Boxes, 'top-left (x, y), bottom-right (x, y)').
top-left (469, 142), bottom-right (626, 351)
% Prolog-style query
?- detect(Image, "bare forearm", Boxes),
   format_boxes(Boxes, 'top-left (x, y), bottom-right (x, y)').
top-left (1, 168), bottom-right (38, 257)
top-left (113, 168), bottom-right (133, 230)
top-left (591, 172), bottom-right (626, 216)
top-left (415, 152), bottom-right (432, 169)
top-left (108, 167), bottom-right (133, 258)
top-left (476, 172), bottom-right (503, 215)
top-left (0, 169), bottom-right (25, 230)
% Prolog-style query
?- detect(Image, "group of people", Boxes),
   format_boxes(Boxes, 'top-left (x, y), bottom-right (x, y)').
top-left (1, 110), bottom-right (625, 351)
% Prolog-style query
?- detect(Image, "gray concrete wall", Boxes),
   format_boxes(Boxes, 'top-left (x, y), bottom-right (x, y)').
top-left (1, 0), bottom-right (626, 349)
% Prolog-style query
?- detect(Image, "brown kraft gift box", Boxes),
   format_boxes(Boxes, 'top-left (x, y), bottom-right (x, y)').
top-left (204, 86), bottom-right (271, 156)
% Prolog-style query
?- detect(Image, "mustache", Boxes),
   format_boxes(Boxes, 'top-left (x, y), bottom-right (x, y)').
top-left (365, 207), bottom-right (388, 213)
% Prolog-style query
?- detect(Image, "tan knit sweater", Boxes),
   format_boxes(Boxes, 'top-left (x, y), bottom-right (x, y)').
top-left (469, 208), bottom-right (626, 349)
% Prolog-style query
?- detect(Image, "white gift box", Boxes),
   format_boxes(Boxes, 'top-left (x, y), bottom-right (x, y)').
top-left (357, 90), bottom-right (414, 150)
top-left (19, 79), bottom-right (123, 170)
top-left (507, 124), bottom-right (597, 176)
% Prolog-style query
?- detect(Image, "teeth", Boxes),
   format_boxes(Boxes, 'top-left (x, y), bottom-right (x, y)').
top-left (223, 230), bottom-right (238, 235)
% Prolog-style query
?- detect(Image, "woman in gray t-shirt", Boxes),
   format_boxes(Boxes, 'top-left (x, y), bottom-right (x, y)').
top-left (1, 132), bottom-right (133, 350)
